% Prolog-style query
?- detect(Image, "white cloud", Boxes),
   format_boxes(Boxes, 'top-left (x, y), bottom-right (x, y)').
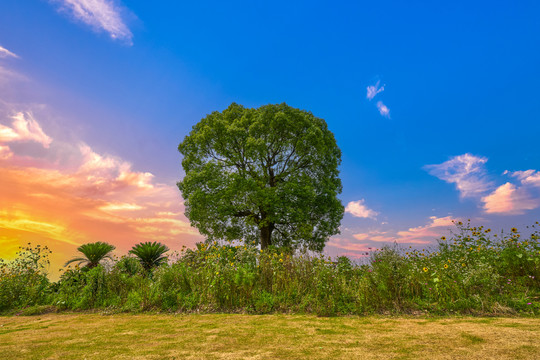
top-left (0, 112), bottom-right (52, 148)
top-left (0, 46), bottom-right (18, 59)
top-left (507, 170), bottom-right (540, 188)
top-left (52, 0), bottom-right (133, 44)
top-left (345, 199), bottom-right (378, 219)
top-left (366, 81), bottom-right (385, 100)
top-left (424, 153), bottom-right (493, 198)
top-left (376, 101), bottom-right (390, 117)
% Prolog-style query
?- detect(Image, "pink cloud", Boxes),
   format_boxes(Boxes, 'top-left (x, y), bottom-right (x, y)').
top-left (396, 216), bottom-right (453, 239)
top-left (482, 182), bottom-right (539, 215)
top-left (0, 144), bottom-right (12, 159)
top-left (327, 238), bottom-right (371, 253)
top-left (0, 112), bottom-right (52, 148)
top-left (370, 235), bottom-right (397, 242)
top-left (352, 233), bottom-right (369, 241)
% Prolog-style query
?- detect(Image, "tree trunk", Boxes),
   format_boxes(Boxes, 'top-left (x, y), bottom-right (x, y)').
top-left (260, 223), bottom-right (274, 250)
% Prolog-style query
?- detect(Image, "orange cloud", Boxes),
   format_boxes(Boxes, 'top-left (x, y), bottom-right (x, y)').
top-left (0, 111), bottom-right (202, 280)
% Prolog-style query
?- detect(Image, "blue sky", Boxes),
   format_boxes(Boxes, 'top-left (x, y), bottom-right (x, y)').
top-left (1, 0), bottom-right (540, 265)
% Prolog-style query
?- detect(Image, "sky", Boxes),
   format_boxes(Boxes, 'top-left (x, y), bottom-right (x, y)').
top-left (1, 0), bottom-right (540, 277)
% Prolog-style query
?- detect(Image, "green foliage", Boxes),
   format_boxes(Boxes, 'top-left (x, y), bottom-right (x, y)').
top-left (0, 244), bottom-right (51, 312)
top-left (177, 103), bottom-right (344, 251)
top-left (64, 241), bottom-right (115, 269)
top-left (129, 242), bottom-right (169, 271)
top-left (1, 223), bottom-right (539, 315)
top-left (114, 256), bottom-right (144, 276)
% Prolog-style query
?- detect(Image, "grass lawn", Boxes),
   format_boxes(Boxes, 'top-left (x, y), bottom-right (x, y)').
top-left (0, 314), bottom-right (539, 359)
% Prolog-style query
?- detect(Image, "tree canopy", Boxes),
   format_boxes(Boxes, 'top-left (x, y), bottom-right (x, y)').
top-left (177, 103), bottom-right (344, 251)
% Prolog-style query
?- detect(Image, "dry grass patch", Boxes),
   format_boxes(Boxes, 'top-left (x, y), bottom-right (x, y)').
top-left (0, 314), bottom-right (539, 359)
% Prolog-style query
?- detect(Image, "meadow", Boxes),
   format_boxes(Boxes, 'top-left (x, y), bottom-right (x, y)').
top-left (0, 221), bottom-right (539, 316)
top-left (0, 314), bottom-right (539, 359)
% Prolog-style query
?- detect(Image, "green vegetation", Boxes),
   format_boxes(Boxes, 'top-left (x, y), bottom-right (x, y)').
top-left (64, 241), bottom-right (116, 269)
top-left (177, 103), bottom-right (344, 251)
top-left (0, 221), bottom-right (539, 315)
top-left (0, 245), bottom-right (50, 312)
top-left (129, 241), bottom-right (170, 271)
top-left (1, 314), bottom-right (539, 359)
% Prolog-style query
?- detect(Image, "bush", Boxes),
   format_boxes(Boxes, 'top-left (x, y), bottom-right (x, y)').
top-left (2, 222), bottom-right (539, 315)
top-left (0, 244), bottom-right (51, 312)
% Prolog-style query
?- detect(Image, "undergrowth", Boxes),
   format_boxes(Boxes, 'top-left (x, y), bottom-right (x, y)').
top-left (1, 221), bottom-right (539, 316)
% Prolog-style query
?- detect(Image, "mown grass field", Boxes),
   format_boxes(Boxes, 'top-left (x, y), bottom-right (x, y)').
top-left (0, 314), bottom-right (539, 359)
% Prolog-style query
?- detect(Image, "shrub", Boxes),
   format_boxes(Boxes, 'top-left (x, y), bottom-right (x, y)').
top-left (4, 222), bottom-right (538, 316)
top-left (0, 244), bottom-right (51, 312)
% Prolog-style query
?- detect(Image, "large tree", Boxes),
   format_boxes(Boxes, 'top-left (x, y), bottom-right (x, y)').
top-left (177, 103), bottom-right (343, 251)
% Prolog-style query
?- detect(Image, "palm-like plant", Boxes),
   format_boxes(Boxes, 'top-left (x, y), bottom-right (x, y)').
top-left (64, 242), bottom-right (116, 269)
top-left (129, 242), bottom-right (169, 271)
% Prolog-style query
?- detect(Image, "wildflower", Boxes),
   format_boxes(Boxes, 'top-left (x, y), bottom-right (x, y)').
top-left (444, 264), bottom-right (448, 269)
top-left (462, 263), bottom-right (466, 267)
top-left (448, 259), bottom-right (451, 263)
top-left (511, 227), bottom-right (518, 233)
top-left (423, 267), bottom-right (428, 272)
top-left (215, 271), bottom-right (219, 275)
top-left (441, 236), bottom-right (446, 241)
